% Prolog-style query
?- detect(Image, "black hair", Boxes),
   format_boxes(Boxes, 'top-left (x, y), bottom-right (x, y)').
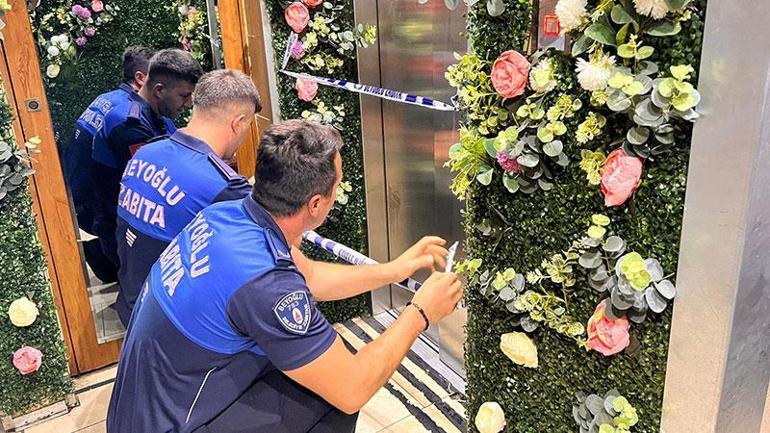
top-left (121, 46), bottom-right (156, 85)
top-left (145, 48), bottom-right (203, 88)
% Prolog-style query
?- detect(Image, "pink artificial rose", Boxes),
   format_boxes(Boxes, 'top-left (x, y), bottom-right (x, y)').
top-left (80, 8), bottom-right (92, 19)
top-left (13, 347), bottom-right (43, 375)
top-left (91, 0), bottom-right (104, 12)
top-left (303, 0), bottom-right (323, 8)
top-left (490, 50), bottom-right (531, 99)
top-left (72, 4), bottom-right (85, 15)
top-left (290, 40), bottom-right (305, 60)
top-left (187, 6), bottom-right (198, 17)
top-left (182, 37), bottom-right (192, 51)
top-left (587, 301), bottom-right (630, 356)
top-left (85, 26), bottom-right (96, 37)
top-left (295, 78), bottom-right (318, 102)
top-left (601, 148), bottom-right (643, 207)
top-left (76, 37), bottom-right (88, 46)
top-left (284, 2), bottom-right (310, 34)
top-left (496, 151), bottom-right (521, 174)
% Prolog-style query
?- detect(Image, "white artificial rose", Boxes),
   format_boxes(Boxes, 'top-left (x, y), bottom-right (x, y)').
top-left (47, 45), bottom-right (61, 57)
top-left (8, 297), bottom-right (39, 327)
top-left (46, 64), bottom-right (61, 79)
top-left (555, 0), bottom-right (588, 34)
top-left (633, 0), bottom-right (669, 19)
top-left (475, 401), bottom-right (506, 433)
top-left (499, 331), bottom-right (538, 368)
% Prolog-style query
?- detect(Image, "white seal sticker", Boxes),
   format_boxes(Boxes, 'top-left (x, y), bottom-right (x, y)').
top-left (274, 291), bottom-right (312, 335)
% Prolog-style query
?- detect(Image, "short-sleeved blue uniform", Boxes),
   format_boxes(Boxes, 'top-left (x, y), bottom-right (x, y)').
top-left (113, 130), bottom-right (251, 326)
top-left (90, 92), bottom-right (176, 266)
top-left (106, 196), bottom-right (340, 433)
top-left (61, 83), bottom-right (135, 223)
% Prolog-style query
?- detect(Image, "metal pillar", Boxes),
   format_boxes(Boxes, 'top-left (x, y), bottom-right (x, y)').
top-left (661, 1), bottom-right (770, 432)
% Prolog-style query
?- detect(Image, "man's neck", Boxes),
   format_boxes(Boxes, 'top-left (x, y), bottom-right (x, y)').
top-left (273, 215), bottom-right (305, 249)
top-left (137, 87), bottom-right (160, 117)
top-left (179, 121), bottom-right (228, 159)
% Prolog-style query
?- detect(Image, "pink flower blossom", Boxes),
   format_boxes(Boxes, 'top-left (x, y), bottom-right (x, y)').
top-left (72, 4), bottom-right (85, 15)
top-left (290, 40), bottom-right (305, 60)
top-left (601, 148), bottom-right (643, 207)
top-left (84, 26), bottom-right (96, 37)
top-left (296, 78), bottom-right (318, 102)
top-left (91, 0), bottom-right (104, 13)
top-left (76, 37), bottom-right (88, 46)
top-left (13, 347), bottom-right (43, 375)
top-left (587, 301), bottom-right (630, 356)
top-left (303, 0), bottom-right (323, 7)
top-left (496, 151), bottom-right (521, 174)
top-left (491, 50), bottom-right (531, 99)
top-left (187, 6), bottom-right (198, 18)
top-left (182, 38), bottom-right (192, 51)
top-left (79, 8), bottom-right (92, 19)
top-left (284, 2), bottom-right (310, 33)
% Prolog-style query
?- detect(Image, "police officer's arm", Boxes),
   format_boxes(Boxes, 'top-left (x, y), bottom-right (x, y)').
top-left (105, 121), bottom-right (156, 167)
top-left (284, 272), bottom-right (462, 414)
top-left (290, 236), bottom-right (449, 302)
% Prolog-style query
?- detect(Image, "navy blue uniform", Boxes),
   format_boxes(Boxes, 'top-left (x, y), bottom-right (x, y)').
top-left (91, 92), bottom-right (176, 266)
top-left (113, 130), bottom-right (250, 326)
top-left (107, 196), bottom-right (354, 433)
top-left (60, 83), bottom-right (136, 282)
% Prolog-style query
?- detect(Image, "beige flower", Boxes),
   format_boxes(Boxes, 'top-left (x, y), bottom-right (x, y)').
top-left (8, 297), bottom-right (39, 327)
top-left (499, 331), bottom-right (538, 368)
top-left (633, 0), bottom-right (669, 19)
top-left (575, 53), bottom-right (616, 92)
top-left (475, 401), bottom-right (506, 433)
top-left (555, 0), bottom-right (588, 34)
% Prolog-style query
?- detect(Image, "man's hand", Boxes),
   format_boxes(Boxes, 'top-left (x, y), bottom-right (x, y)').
top-left (410, 272), bottom-right (463, 325)
top-left (389, 236), bottom-right (449, 282)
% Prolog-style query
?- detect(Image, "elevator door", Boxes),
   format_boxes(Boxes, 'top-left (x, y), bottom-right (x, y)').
top-left (358, 0), bottom-right (467, 369)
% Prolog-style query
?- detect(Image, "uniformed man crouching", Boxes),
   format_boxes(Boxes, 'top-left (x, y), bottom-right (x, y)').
top-left (113, 69), bottom-right (259, 327)
top-left (106, 119), bottom-right (463, 433)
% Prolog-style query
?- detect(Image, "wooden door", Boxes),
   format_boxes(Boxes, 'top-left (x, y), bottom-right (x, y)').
top-left (1, 2), bottom-right (121, 374)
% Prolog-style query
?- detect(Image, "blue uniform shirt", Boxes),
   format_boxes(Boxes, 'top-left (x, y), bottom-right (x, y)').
top-left (61, 83), bottom-right (135, 214)
top-left (106, 196), bottom-right (337, 433)
top-left (90, 91), bottom-right (176, 266)
top-left (113, 130), bottom-right (251, 325)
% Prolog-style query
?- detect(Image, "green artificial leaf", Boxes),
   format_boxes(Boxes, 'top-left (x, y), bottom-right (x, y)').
top-left (538, 179), bottom-right (554, 191)
top-left (636, 46), bottom-right (654, 60)
top-left (603, 236), bottom-right (625, 252)
top-left (503, 175), bottom-right (521, 193)
top-left (609, 72), bottom-right (634, 89)
top-left (665, 0), bottom-right (690, 10)
top-left (616, 23), bottom-right (631, 46)
top-left (645, 286), bottom-right (668, 313)
top-left (571, 33), bottom-right (593, 57)
top-left (639, 60), bottom-right (660, 76)
top-left (599, 424), bottom-right (616, 433)
top-left (672, 92), bottom-right (696, 111)
top-left (537, 127), bottom-right (554, 143)
top-left (646, 20), bottom-right (681, 36)
top-left (486, 0), bottom-right (506, 17)
top-left (542, 140), bottom-right (563, 157)
top-left (502, 268), bottom-right (516, 281)
top-left (585, 23), bottom-right (617, 46)
top-left (617, 43), bottom-right (636, 59)
top-left (671, 64), bottom-right (694, 80)
top-left (484, 139), bottom-right (498, 158)
top-left (611, 4), bottom-right (635, 24)
top-left (623, 81), bottom-right (644, 96)
top-left (477, 167), bottom-right (494, 185)
top-left (517, 153), bottom-right (540, 168)
top-left (627, 126), bottom-right (650, 145)
top-left (655, 279), bottom-right (677, 299)
top-left (592, 214), bottom-right (611, 226)
top-left (658, 77), bottom-right (676, 98)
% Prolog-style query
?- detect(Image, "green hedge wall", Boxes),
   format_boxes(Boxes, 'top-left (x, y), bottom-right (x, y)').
top-left (33, 0), bottom-right (211, 144)
top-left (462, 1), bottom-right (706, 432)
top-left (0, 80), bottom-right (72, 416)
top-left (264, 0), bottom-right (370, 324)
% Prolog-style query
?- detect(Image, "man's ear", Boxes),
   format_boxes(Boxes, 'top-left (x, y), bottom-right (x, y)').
top-left (151, 82), bottom-right (165, 99)
top-left (134, 71), bottom-right (147, 88)
top-left (232, 114), bottom-right (247, 133)
top-left (307, 194), bottom-right (323, 217)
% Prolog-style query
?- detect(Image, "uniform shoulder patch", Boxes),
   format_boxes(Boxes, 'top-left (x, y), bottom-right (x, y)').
top-left (273, 291), bottom-right (312, 335)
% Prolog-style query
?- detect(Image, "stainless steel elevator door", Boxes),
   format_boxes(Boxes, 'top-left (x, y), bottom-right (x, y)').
top-left (376, 0), bottom-right (467, 344)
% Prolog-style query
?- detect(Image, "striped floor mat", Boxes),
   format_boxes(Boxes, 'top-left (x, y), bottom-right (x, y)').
top-left (335, 317), bottom-right (467, 433)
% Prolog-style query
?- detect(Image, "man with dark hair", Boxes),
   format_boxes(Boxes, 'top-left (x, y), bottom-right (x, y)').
top-left (112, 69), bottom-right (261, 326)
top-left (60, 46), bottom-right (155, 283)
top-left (107, 120), bottom-right (462, 433)
top-left (92, 48), bottom-right (203, 269)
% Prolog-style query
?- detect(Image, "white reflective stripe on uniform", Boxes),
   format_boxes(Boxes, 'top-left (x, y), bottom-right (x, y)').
top-left (186, 367), bottom-right (217, 424)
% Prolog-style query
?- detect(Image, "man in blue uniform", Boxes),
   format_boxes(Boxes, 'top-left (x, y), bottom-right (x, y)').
top-left (107, 120), bottom-right (462, 433)
top-left (92, 48), bottom-right (202, 268)
top-left (113, 69), bottom-right (261, 326)
top-left (60, 46), bottom-right (155, 283)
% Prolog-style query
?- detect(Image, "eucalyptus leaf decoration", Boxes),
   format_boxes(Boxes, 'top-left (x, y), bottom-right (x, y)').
top-left (0, 85), bottom-right (38, 204)
top-left (456, 258), bottom-right (588, 345)
top-left (573, 390), bottom-right (639, 433)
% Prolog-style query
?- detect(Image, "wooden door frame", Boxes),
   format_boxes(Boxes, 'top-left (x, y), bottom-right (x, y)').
top-left (1, 3), bottom-right (121, 375)
top-left (220, 0), bottom-right (275, 179)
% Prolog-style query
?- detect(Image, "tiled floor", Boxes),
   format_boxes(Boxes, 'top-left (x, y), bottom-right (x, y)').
top-left (22, 318), bottom-right (467, 433)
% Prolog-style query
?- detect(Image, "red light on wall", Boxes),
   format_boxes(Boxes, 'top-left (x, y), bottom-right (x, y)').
top-left (544, 14), bottom-right (560, 36)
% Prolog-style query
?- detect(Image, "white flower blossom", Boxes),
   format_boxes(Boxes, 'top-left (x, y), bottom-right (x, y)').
top-left (47, 45), bottom-right (60, 57)
top-left (575, 53), bottom-right (616, 92)
top-left (475, 402), bottom-right (506, 433)
top-left (633, 0), bottom-right (669, 19)
top-left (46, 64), bottom-right (61, 79)
top-left (555, 0), bottom-right (588, 34)
top-left (529, 58), bottom-right (557, 94)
